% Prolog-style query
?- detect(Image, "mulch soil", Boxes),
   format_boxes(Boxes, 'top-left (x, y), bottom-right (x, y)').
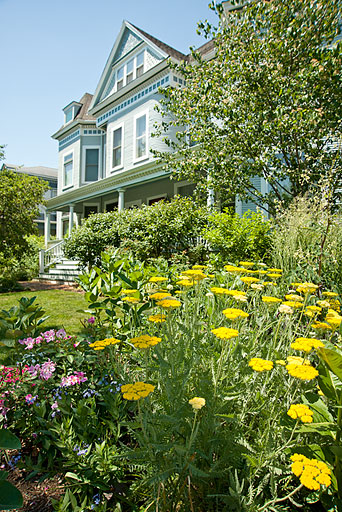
top-left (6, 470), bottom-right (64, 512)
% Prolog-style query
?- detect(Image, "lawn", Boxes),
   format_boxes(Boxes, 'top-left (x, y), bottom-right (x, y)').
top-left (0, 289), bottom-right (89, 334)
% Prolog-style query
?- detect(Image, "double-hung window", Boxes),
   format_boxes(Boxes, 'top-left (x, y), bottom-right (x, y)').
top-left (135, 113), bottom-right (147, 160)
top-left (63, 153), bottom-right (73, 188)
top-left (136, 52), bottom-right (144, 77)
top-left (84, 148), bottom-right (99, 182)
top-left (126, 59), bottom-right (134, 84)
top-left (112, 126), bottom-right (123, 170)
top-left (116, 66), bottom-right (124, 91)
top-left (113, 51), bottom-right (145, 93)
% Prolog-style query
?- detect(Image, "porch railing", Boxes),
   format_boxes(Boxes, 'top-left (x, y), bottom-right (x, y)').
top-left (39, 240), bottom-right (65, 274)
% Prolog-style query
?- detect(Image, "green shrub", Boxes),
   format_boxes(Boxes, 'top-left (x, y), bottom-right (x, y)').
top-left (64, 197), bottom-right (209, 267)
top-left (203, 209), bottom-right (272, 264)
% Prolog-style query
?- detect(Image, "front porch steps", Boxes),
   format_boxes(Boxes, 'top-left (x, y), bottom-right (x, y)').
top-left (38, 258), bottom-right (82, 283)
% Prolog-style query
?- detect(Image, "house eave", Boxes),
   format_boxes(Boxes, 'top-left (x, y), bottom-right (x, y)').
top-left (46, 162), bottom-right (170, 211)
top-left (52, 119), bottom-right (97, 140)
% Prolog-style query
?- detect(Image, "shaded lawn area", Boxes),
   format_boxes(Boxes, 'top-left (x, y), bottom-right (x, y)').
top-left (0, 289), bottom-right (89, 335)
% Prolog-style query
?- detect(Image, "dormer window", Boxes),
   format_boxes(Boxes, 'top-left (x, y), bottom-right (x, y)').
top-left (63, 101), bottom-right (82, 125)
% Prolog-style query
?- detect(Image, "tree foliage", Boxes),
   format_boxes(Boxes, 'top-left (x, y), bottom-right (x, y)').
top-left (154, 0), bottom-right (342, 213)
top-left (0, 168), bottom-right (48, 258)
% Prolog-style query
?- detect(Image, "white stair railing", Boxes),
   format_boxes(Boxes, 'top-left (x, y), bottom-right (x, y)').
top-left (39, 240), bottom-right (65, 274)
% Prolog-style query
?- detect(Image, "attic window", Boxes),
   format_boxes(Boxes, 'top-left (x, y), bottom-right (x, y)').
top-left (65, 108), bottom-right (73, 124)
top-left (112, 51), bottom-right (145, 94)
top-left (126, 59), bottom-right (134, 84)
top-left (136, 52), bottom-right (144, 77)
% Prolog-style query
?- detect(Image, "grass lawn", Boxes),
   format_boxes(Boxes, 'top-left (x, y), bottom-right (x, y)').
top-left (0, 289), bottom-right (90, 335)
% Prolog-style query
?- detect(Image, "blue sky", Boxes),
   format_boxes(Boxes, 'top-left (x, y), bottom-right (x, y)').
top-left (0, 0), bottom-right (217, 168)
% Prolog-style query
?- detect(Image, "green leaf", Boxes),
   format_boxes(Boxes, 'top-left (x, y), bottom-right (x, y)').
top-left (65, 472), bottom-right (82, 481)
top-left (317, 348), bottom-right (342, 382)
top-left (0, 471), bottom-right (9, 481)
top-left (0, 480), bottom-right (23, 509)
top-left (0, 430), bottom-right (21, 450)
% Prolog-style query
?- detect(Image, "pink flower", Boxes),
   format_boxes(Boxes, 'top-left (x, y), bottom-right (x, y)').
top-left (87, 317), bottom-right (95, 324)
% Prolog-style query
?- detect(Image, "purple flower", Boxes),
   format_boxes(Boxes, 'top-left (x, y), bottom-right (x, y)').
top-left (40, 360), bottom-right (56, 380)
top-left (56, 329), bottom-right (66, 340)
top-left (42, 330), bottom-right (56, 343)
top-left (87, 317), bottom-right (95, 324)
top-left (25, 394), bottom-right (38, 405)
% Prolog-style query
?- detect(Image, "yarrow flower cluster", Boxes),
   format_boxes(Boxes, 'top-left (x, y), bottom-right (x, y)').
top-left (290, 337), bottom-right (325, 352)
top-left (121, 382), bottom-right (155, 400)
top-left (148, 313), bottom-right (166, 323)
top-left (89, 338), bottom-right (121, 350)
top-left (130, 335), bottom-right (162, 349)
top-left (290, 454), bottom-right (331, 490)
top-left (222, 308), bottom-right (249, 320)
top-left (262, 296), bottom-right (282, 304)
top-left (286, 362), bottom-right (318, 381)
top-left (248, 358), bottom-right (274, 372)
top-left (60, 372), bottom-right (87, 387)
top-left (156, 298), bottom-right (181, 309)
top-left (188, 397), bottom-right (206, 410)
top-left (287, 404), bottom-right (314, 423)
top-left (211, 327), bottom-right (239, 340)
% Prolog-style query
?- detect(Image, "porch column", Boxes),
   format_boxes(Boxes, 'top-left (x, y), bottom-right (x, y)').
top-left (118, 189), bottom-right (125, 212)
top-left (44, 211), bottom-right (51, 247)
top-left (68, 204), bottom-right (74, 236)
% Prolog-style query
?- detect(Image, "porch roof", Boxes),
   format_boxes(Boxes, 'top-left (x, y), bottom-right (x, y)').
top-left (46, 162), bottom-right (170, 211)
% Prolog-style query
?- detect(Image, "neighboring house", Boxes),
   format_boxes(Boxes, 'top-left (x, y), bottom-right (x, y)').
top-left (1, 164), bottom-right (58, 240)
top-left (46, 18), bottom-right (262, 243)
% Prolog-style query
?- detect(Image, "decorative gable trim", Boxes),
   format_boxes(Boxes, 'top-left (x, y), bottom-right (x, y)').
top-left (89, 21), bottom-right (170, 111)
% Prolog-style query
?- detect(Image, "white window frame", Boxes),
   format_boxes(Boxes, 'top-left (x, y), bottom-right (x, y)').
top-left (64, 107), bottom-right (74, 125)
top-left (104, 199), bottom-right (119, 212)
top-left (112, 50), bottom-right (145, 94)
top-left (173, 180), bottom-right (194, 196)
top-left (82, 145), bottom-right (101, 184)
top-left (62, 151), bottom-right (74, 190)
top-left (133, 110), bottom-right (149, 163)
top-left (147, 194), bottom-right (167, 206)
top-left (126, 199), bottom-right (142, 209)
top-left (110, 123), bottom-right (124, 172)
top-left (83, 203), bottom-right (99, 219)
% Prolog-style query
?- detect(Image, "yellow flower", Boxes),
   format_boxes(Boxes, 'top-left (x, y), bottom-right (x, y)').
top-left (239, 261), bottom-right (254, 267)
top-left (285, 294), bottom-right (304, 302)
top-left (322, 291), bottom-right (338, 298)
top-left (89, 337), bottom-right (121, 350)
top-left (122, 296), bottom-right (140, 304)
top-left (267, 273), bottom-right (282, 279)
top-left (240, 276), bottom-right (260, 284)
top-left (296, 282), bottom-right (319, 294)
top-left (121, 381), bottom-right (155, 400)
top-left (156, 299), bottom-right (181, 309)
top-left (224, 265), bottom-right (244, 273)
top-left (176, 279), bottom-right (194, 287)
top-left (267, 268), bottom-right (283, 273)
top-left (149, 276), bottom-right (168, 283)
top-left (281, 300), bottom-right (303, 309)
top-left (130, 335), bottom-right (162, 349)
top-left (222, 308), bottom-right (249, 320)
top-left (226, 289), bottom-right (247, 296)
top-left (211, 327), bottom-right (239, 340)
top-left (232, 294), bottom-right (248, 302)
top-left (290, 454), bottom-right (331, 490)
top-left (287, 355), bottom-right (311, 365)
top-left (275, 360), bottom-right (286, 366)
top-left (251, 283), bottom-right (264, 290)
top-left (287, 404), bottom-right (314, 423)
top-left (326, 309), bottom-right (342, 329)
top-left (262, 296), bottom-right (282, 304)
top-left (149, 292), bottom-right (172, 300)
top-left (210, 287), bottom-right (231, 295)
top-left (148, 313), bottom-right (166, 323)
top-left (306, 305), bottom-right (322, 313)
top-left (291, 337), bottom-right (325, 352)
top-left (121, 289), bottom-right (138, 295)
top-left (181, 269), bottom-right (207, 281)
top-left (328, 299), bottom-right (341, 312)
top-left (192, 264), bottom-right (207, 269)
top-left (286, 362), bottom-right (318, 380)
top-left (312, 321), bottom-right (332, 331)
top-left (263, 281), bottom-right (277, 286)
top-left (189, 397), bottom-right (206, 410)
top-left (248, 358), bottom-right (274, 372)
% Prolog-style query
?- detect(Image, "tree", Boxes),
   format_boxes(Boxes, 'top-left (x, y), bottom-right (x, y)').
top-left (0, 167), bottom-right (48, 258)
top-left (154, 0), bottom-right (342, 214)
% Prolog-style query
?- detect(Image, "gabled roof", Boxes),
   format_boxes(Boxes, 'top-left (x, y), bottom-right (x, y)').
top-left (1, 164), bottom-right (58, 179)
top-left (89, 21), bottom-right (187, 111)
top-left (130, 23), bottom-right (188, 62)
top-left (53, 93), bottom-right (96, 139)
